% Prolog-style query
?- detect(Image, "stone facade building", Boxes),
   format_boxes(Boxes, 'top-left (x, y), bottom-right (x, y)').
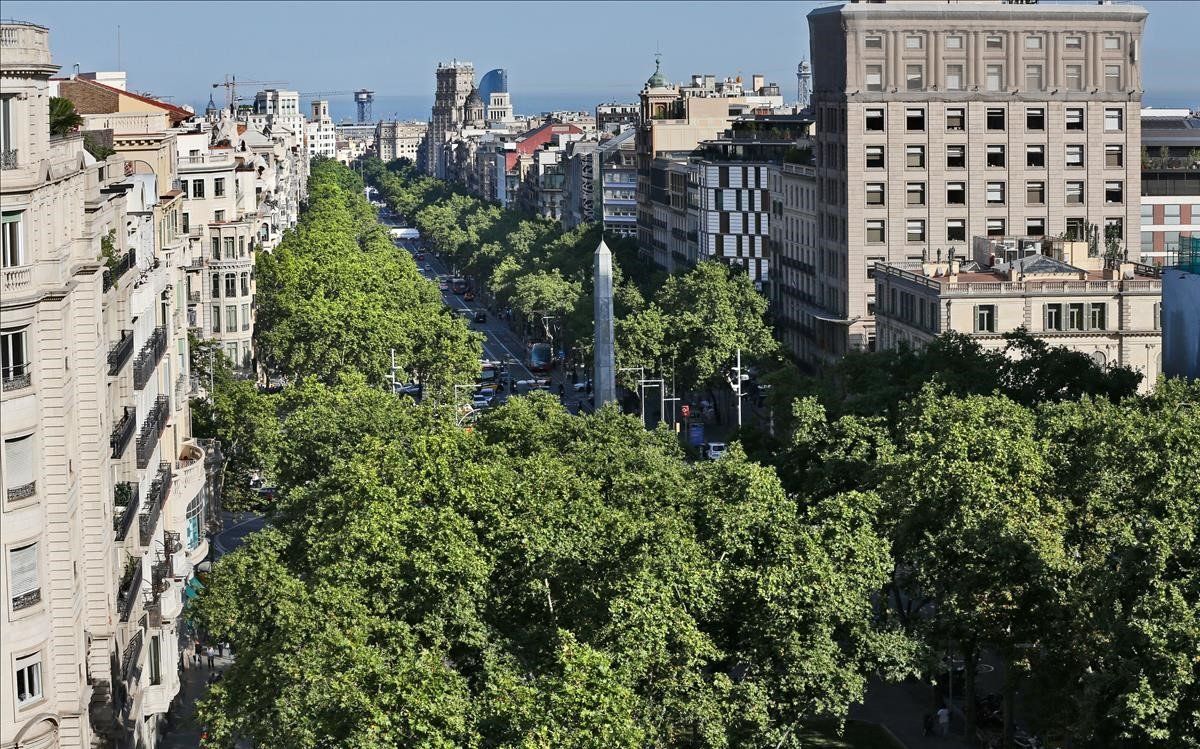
top-left (806, 0), bottom-right (1148, 360)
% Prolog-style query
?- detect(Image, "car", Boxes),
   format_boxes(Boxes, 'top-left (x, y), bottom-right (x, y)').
top-left (455, 308), bottom-right (474, 319)
top-left (438, 279), bottom-right (449, 291)
top-left (392, 382), bottom-right (422, 398)
top-left (471, 395), bottom-right (494, 410)
top-left (572, 379), bottom-right (592, 393)
top-left (415, 252), bottom-right (425, 261)
top-left (463, 290), bottom-right (476, 301)
top-left (474, 311), bottom-right (487, 323)
top-left (476, 383), bottom-right (499, 397)
top-left (701, 442), bottom-right (728, 461)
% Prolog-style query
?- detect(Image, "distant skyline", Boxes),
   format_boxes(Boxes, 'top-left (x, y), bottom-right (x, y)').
top-left (7, 0), bottom-right (1198, 119)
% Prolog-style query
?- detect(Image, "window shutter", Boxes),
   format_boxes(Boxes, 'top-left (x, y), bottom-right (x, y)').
top-left (10, 542), bottom-right (38, 597)
top-left (4, 435), bottom-right (34, 487)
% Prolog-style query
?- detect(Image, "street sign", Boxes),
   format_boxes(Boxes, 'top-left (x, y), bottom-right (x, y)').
top-left (681, 405), bottom-right (691, 418)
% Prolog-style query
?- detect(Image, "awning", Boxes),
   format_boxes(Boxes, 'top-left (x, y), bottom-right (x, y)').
top-left (183, 577), bottom-right (205, 600)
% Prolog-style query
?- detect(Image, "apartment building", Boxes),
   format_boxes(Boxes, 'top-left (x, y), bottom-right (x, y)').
top-left (806, 0), bottom-right (1148, 361)
top-left (1139, 109), bottom-right (1200, 266)
top-left (770, 162), bottom-right (821, 365)
top-left (598, 128), bottom-right (638, 238)
top-left (596, 103), bottom-right (639, 134)
top-left (427, 60), bottom-right (475, 177)
top-left (375, 120), bottom-right (427, 163)
top-left (2, 21), bottom-right (214, 748)
top-left (306, 99), bottom-right (337, 160)
top-left (873, 236), bottom-right (1162, 390)
top-left (561, 138), bottom-right (599, 231)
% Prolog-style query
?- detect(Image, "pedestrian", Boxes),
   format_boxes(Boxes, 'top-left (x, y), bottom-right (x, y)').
top-left (937, 706), bottom-right (951, 737)
top-left (193, 640), bottom-right (202, 665)
top-left (221, 641), bottom-right (230, 657)
top-left (922, 713), bottom-right (935, 737)
top-left (206, 646), bottom-right (216, 669)
top-left (558, 383), bottom-right (565, 398)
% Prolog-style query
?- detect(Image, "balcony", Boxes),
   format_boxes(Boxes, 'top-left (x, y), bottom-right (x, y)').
top-left (187, 290), bottom-right (200, 303)
top-left (6, 478), bottom-right (35, 501)
top-left (121, 629), bottom-right (143, 683)
top-left (117, 560), bottom-right (142, 622)
top-left (132, 326), bottom-right (167, 390)
top-left (2, 264), bottom-right (32, 293)
top-left (1, 362), bottom-right (32, 393)
top-left (110, 405), bottom-right (136, 459)
top-left (114, 482), bottom-right (140, 542)
top-left (135, 396), bottom-right (170, 469)
top-left (12, 585), bottom-right (40, 610)
top-left (139, 462), bottom-right (172, 547)
top-left (107, 330), bottom-right (135, 376)
top-left (1, 148), bottom-right (16, 170)
top-left (102, 249), bottom-right (137, 293)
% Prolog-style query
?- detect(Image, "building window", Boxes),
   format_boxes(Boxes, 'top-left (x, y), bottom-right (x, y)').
top-left (866, 220), bottom-right (886, 244)
top-left (1045, 303), bottom-right (1064, 331)
top-left (1104, 36), bottom-right (1121, 50)
top-left (906, 219), bottom-right (926, 242)
top-left (223, 237), bottom-right (235, 257)
top-left (1026, 35), bottom-right (1043, 50)
top-left (865, 108), bottom-right (885, 131)
top-left (226, 305), bottom-right (237, 333)
top-left (946, 35), bottom-right (963, 49)
top-left (1104, 108), bottom-right (1124, 132)
top-left (1106, 217), bottom-right (1124, 248)
top-left (986, 145), bottom-right (1006, 168)
top-left (945, 64), bottom-right (964, 90)
top-left (179, 179), bottom-right (188, 198)
top-left (214, 177), bottom-right (225, 197)
top-left (1026, 217), bottom-right (1045, 237)
top-left (946, 107), bottom-right (965, 131)
top-left (947, 182), bottom-right (966, 205)
top-left (186, 490), bottom-right (206, 550)
top-left (906, 64), bottom-right (924, 91)
top-left (242, 304), bottom-right (251, 331)
top-left (986, 182), bottom-right (1006, 205)
top-left (1065, 35), bottom-right (1082, 49)
top-left (211, 237), bottom-right (221, 260)
top-left (15, 653), bottom-right (42, 704)
top-left (1068, 303), bottom-right (1086, 331)
top-left (987, 218), bottom-right (1006, 237)
top-left (214, 209), bottom-right (225, 222)
top-left (865, 35), bottom-right (882, 49)
top-left (8, 540), bottom-right (40, 612)
top-left (946, 219), bottom-right (966, 242)
top-left (1066, 65), bottom-right (1084, 92)
top-left (192, 180), bottom-right (204, 199)
top-left (224, 273), bottom-right (236, 298)
top-left (906, 35), bottom-right (923, 49)
top-left (1104, 144), bottom-right (1124, 168)
top-left (1104, 181), bottom-right (1124, 204)
top-left (1025, 64), bottom-right (1044, 91)
top-left (985, 108), bottom-right (1005, 131)
top-left (1, 329), bottom-right (29, 384)
top-left (1070, 181), bottom-right (1089, 205)
top-left (1066, 145), bottom-right (1085, 168)
top-left (866, 183), bottom-right (885, 206)
top-left (1066, 108), bottom-right (1085, 131)
top-left (986, 64), bottom-right (1004, 91)
top-left (240, 272), bottom-right (250, 296)
top-left (1066, 217), bottom-right (1087, 241)
top-left (211, 305), bottom-right (220, 333)
top-left (149, 635), bottom-right (162, 686)
top-left (986, 35), bottom-right (1003, 49)
top-left (865, 65), bottom-right (884, 92)
top-left (1165, 204), bottom-right (1181, 225)
top-left (1026, 145), bottom-right (1045, 168)
top-left (975, 305), bottom-right (997, 333)
top-left (1027, 181), bottom-right (1045, 205)
top-left (906, 145), bottom-right (925, 169)
top-left (210, 272), bottom-right (220, 298)
top-left (865, 146), bottom-right (885, 169)
top-left (1, 211), bottom-right (23, 267)
top-left (1089, 303), bottom-right (1107, 330)
top-left (1105, 65), bottom-right (1122, 92)
top-left (182, 213), bottom-right (190, 234)
top-left (906, 182), bottom-right (926, 206)
top-left (947, 145), bottom-right (966, 169)
top-left (905, 108), bottom-right (925, 132)
top-left (1026, 108), bottom-right (1045, 131)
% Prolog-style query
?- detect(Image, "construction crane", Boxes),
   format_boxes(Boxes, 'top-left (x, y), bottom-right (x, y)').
top-left (212, 75), bottom-right (288, 110)
top-left (297, 90), bottom-right (356, 98)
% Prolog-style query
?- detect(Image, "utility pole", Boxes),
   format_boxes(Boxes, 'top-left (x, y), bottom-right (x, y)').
top-left (726, 347), bottom-right (747, 428)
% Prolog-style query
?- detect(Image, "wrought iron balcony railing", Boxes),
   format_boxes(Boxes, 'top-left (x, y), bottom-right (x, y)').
top-left (135, 396), bottom-right (170, 469)
top-left (132, 326), bottom-right (167, 390)
top-left (121, 629), bottom-right (143, 682)
top-left (1, 363), bottom-right (32, 392)
top-left (117, 562), bottom-right (142, 622)
top-left (114, 482), bottom-right (140, 542)
top-left (110, 405), bottom-right (136, 459)
top-left (139, 462), bottom-right (172, 546)
top-left (107, 330), bottom-right (135, 376)
top-left (102, 248), bottom-right (137, 293)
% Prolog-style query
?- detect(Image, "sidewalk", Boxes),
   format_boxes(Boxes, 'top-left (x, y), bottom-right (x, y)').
top-left (159, 650), bottom-right (234, 749)
top-left (850, 676), bottom-right (971, 749)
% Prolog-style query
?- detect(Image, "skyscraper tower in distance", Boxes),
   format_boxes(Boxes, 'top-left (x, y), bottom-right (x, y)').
top-left (427, 60), bottom-right (475, 176)
top-left (593, 238), bottom-right (617, 407)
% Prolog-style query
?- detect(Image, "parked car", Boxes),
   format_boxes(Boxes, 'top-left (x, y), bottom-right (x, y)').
top-left (701, 442), bottom-right (727, 460)
top-left (392, 381), bottom-right (423, 398)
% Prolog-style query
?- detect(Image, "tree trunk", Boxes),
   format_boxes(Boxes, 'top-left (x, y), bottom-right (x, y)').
top-left (1001, 650), bottom-right (1016, 749)
top-left (963, 641), bottom-right (979, 745)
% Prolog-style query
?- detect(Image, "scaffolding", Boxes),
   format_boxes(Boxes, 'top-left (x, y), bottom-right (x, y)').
top-left (1173, 235), bottom-right (1200, 274)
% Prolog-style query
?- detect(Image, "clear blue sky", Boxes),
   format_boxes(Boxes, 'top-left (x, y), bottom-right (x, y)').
top-left (7, 0), bottom-right (1198, 116)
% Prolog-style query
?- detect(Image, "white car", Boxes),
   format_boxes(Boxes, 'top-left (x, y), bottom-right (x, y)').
top-left (701, 442), bottom-right (727, 460)
top-left (471, 395), bottom-right (494, 410)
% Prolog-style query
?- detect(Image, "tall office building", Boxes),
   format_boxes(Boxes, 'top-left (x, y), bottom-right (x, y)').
top-left (426, 60), bottom-right (475, 177)
top-left (805, 0), bottom-right (1148, 359)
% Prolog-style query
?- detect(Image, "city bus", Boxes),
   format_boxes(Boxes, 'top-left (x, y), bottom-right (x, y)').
top-left (528, 342), bottom-right (553, 373)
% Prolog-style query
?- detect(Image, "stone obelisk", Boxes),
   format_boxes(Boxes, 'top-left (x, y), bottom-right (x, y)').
top-left (593, 238), bottom-right (616, 407)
